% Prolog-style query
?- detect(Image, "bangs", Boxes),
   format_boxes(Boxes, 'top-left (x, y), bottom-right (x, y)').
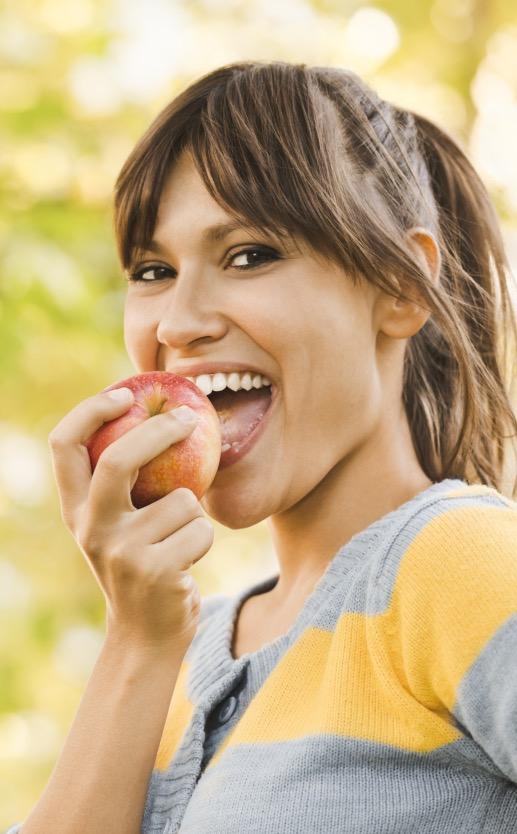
top-left (114, 61), bottom-right (377, 277)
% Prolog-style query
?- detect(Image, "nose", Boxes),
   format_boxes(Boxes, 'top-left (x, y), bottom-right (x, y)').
top-left (155, 269), bottom-right (227, 350)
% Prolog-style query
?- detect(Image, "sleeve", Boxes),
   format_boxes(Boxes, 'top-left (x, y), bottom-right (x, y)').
top-left (376, 499), bottom-right (517, 783)
top-left (3, 826), bottom-right (23, 833)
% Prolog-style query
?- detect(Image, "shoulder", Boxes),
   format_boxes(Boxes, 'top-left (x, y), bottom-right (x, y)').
top-left (377, 481), bottom-right (517, 604)
top-left (372, 485), bottom-right (517, 738)
top-left (411, 481), bottom-right (517, 547)
top-left (408, 481), bottom-right (517, 559)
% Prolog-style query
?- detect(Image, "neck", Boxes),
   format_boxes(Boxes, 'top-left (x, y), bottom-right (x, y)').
top-left (265, 409), bottom-right (432, 607)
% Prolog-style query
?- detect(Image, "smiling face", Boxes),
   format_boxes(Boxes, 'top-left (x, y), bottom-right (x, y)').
top-left (123, 149), bottom-right (429, 529)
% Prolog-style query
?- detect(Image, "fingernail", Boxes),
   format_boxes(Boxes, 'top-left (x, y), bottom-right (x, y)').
top-left (172, 405), bottom-right (198, 423)
top-left (107, 387), bottom-right (133, 402)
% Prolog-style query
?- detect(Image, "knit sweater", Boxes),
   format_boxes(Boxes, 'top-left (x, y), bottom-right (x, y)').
top-left (6, 477), bottom-right (517, 834)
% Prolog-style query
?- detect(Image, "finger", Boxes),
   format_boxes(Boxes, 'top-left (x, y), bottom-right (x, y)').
top-left (132, 487), bottom-right (204, 544)
top-left (88, 407), bottom-right (199, 521)
top-left (48, 388), bottom-right (135, 526)
top-left (146, 515), bottom-right (215, 572)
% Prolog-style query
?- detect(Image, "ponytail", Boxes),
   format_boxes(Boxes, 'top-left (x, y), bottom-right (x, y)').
top-left (404, 111), bottom-right (517, 496)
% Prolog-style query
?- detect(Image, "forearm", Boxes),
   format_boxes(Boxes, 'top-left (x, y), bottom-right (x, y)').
top-left (20, 634), bottom-right (184, 834)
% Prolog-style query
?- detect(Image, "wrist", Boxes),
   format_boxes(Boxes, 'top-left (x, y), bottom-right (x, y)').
top-left (104, 625), bottom-right (188, 666)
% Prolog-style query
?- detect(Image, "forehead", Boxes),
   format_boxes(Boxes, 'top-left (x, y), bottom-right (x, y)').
top-left (151, 150), bottom-right (301, 255)
top-left (155, 151), bottom-right (225, 225)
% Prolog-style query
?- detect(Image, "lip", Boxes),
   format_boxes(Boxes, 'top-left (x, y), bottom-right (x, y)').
top-left (168, 361), bottom-right (274, 381)
top-left (217, 384), bottom-right (279, 471)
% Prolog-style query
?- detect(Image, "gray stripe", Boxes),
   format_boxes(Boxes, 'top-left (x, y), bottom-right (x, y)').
top-left (177, 735), bottom-right (517, 834)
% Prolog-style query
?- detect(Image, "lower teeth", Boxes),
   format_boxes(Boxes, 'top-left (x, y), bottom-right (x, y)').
top-left (221, 443), bottom-right (232, 452)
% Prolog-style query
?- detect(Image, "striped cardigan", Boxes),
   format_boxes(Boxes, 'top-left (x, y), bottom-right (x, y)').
top-left (7, 477), bottom-right (517, 833)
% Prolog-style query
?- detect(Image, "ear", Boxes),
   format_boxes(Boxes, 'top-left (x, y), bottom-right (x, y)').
top-left (376, 226), bottom-right (441, 340)
top-left (405, 226), bottom-right (441, 287)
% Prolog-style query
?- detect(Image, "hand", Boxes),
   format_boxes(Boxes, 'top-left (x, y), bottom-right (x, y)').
top-left (48, 388), bottom-right (214, 655)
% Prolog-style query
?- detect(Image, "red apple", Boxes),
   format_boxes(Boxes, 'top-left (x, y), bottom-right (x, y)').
top-left (85, 372), bottom-right (221, 507)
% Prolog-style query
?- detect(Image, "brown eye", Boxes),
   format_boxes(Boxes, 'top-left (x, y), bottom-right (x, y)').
top-left (128, 265), bottom-right (175, 282)
top-left (229, 247), bottom-right (280, 270)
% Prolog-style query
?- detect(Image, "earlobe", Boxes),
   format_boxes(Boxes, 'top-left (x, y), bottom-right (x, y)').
top-left (380, 294), bottom-right (432, 340)
top-left (376, 226), bottom-right (441, 340)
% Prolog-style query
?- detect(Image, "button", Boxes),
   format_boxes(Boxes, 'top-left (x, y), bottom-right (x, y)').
top-left (216, 694), bottom-right (238, 725)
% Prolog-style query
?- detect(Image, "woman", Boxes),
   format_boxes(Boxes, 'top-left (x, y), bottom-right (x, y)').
top-left (8, 61), bottom-right (517, 833)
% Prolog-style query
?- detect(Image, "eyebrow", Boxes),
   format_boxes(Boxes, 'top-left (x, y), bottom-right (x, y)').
top-left (145, 221), bottom-right (257, 255)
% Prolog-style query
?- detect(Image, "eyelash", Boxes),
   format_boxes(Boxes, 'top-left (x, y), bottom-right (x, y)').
top-left (127, 246), bottom-right (280, 283)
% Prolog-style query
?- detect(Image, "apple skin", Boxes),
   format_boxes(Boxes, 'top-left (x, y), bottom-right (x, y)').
top-left (85, 372), bottom-right (221, 507)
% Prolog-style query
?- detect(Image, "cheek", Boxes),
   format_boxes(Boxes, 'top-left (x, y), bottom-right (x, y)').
top-left (123, 299), bottom-right (157, 366)
top-left (234, 276), bottom-right (301, 328)
top-left (233, 297), bottom-right (289, 340)
top-left (285, 312), bottom-right (377, 431)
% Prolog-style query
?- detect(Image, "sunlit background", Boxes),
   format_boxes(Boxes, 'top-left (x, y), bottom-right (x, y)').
top-left (2, 0), bottom-right (517, 825)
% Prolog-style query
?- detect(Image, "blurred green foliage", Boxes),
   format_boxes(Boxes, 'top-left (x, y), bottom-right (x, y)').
top-left (2, 0), bottom-right (517, 826)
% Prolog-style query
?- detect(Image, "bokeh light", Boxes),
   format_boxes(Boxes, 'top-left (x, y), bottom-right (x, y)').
top-left (2, 0), bottom-right (517, 827)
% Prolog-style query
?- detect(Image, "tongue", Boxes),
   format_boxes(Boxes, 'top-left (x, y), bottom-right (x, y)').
top-left (210, 388), bottom-right (272, 447)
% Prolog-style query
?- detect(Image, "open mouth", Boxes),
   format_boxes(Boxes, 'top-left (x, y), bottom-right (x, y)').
top-left (208, 386), bottom-right (274, 453)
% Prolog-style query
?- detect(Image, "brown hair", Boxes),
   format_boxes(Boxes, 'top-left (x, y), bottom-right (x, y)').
top-left (114, 60), bottom-right (517, 497)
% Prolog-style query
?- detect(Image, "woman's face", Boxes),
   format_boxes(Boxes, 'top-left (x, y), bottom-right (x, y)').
top-left (123, 150), bottom-right (401, 528)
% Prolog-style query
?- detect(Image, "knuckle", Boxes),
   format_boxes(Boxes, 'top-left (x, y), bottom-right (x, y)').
top-left (174, 487), bottom-right (199, 515)
top-left (193, 515), bottom-right (214, 542)
top-left (76, 523), bottom-right (103, 558)
top-left (97, 448), bottom-right (125, 476)
top-left (108, 548), bottom-right (135, 580)
top-left (140, 563), bottom-right (167, 590)
top-left (190, 581), bottom-right (201, 609)
top-left (170, 568), bottom-right (194, 592)
top-left (48, 430), bottom-right (66, 452)
top-left (59, 506), bottom-right (76, 532)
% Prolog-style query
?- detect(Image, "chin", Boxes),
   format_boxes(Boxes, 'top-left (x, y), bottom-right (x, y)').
top-left (200, 487), bottom-right (271, 529)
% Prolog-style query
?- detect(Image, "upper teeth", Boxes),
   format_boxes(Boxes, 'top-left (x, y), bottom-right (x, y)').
top-left (186, 371), bottom-right (272, 396)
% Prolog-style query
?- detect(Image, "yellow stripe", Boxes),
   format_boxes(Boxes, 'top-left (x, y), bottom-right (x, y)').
top-left (207, 620), bottom-right (461, 770)
top-left (444, 483), bottom-right (517, 509)
top-left (206, 503), bottom-right (517, 770)
top-left (154, 660), bottom-right (195, 772)
top-left (381, 504), bottom-right (517, 715)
